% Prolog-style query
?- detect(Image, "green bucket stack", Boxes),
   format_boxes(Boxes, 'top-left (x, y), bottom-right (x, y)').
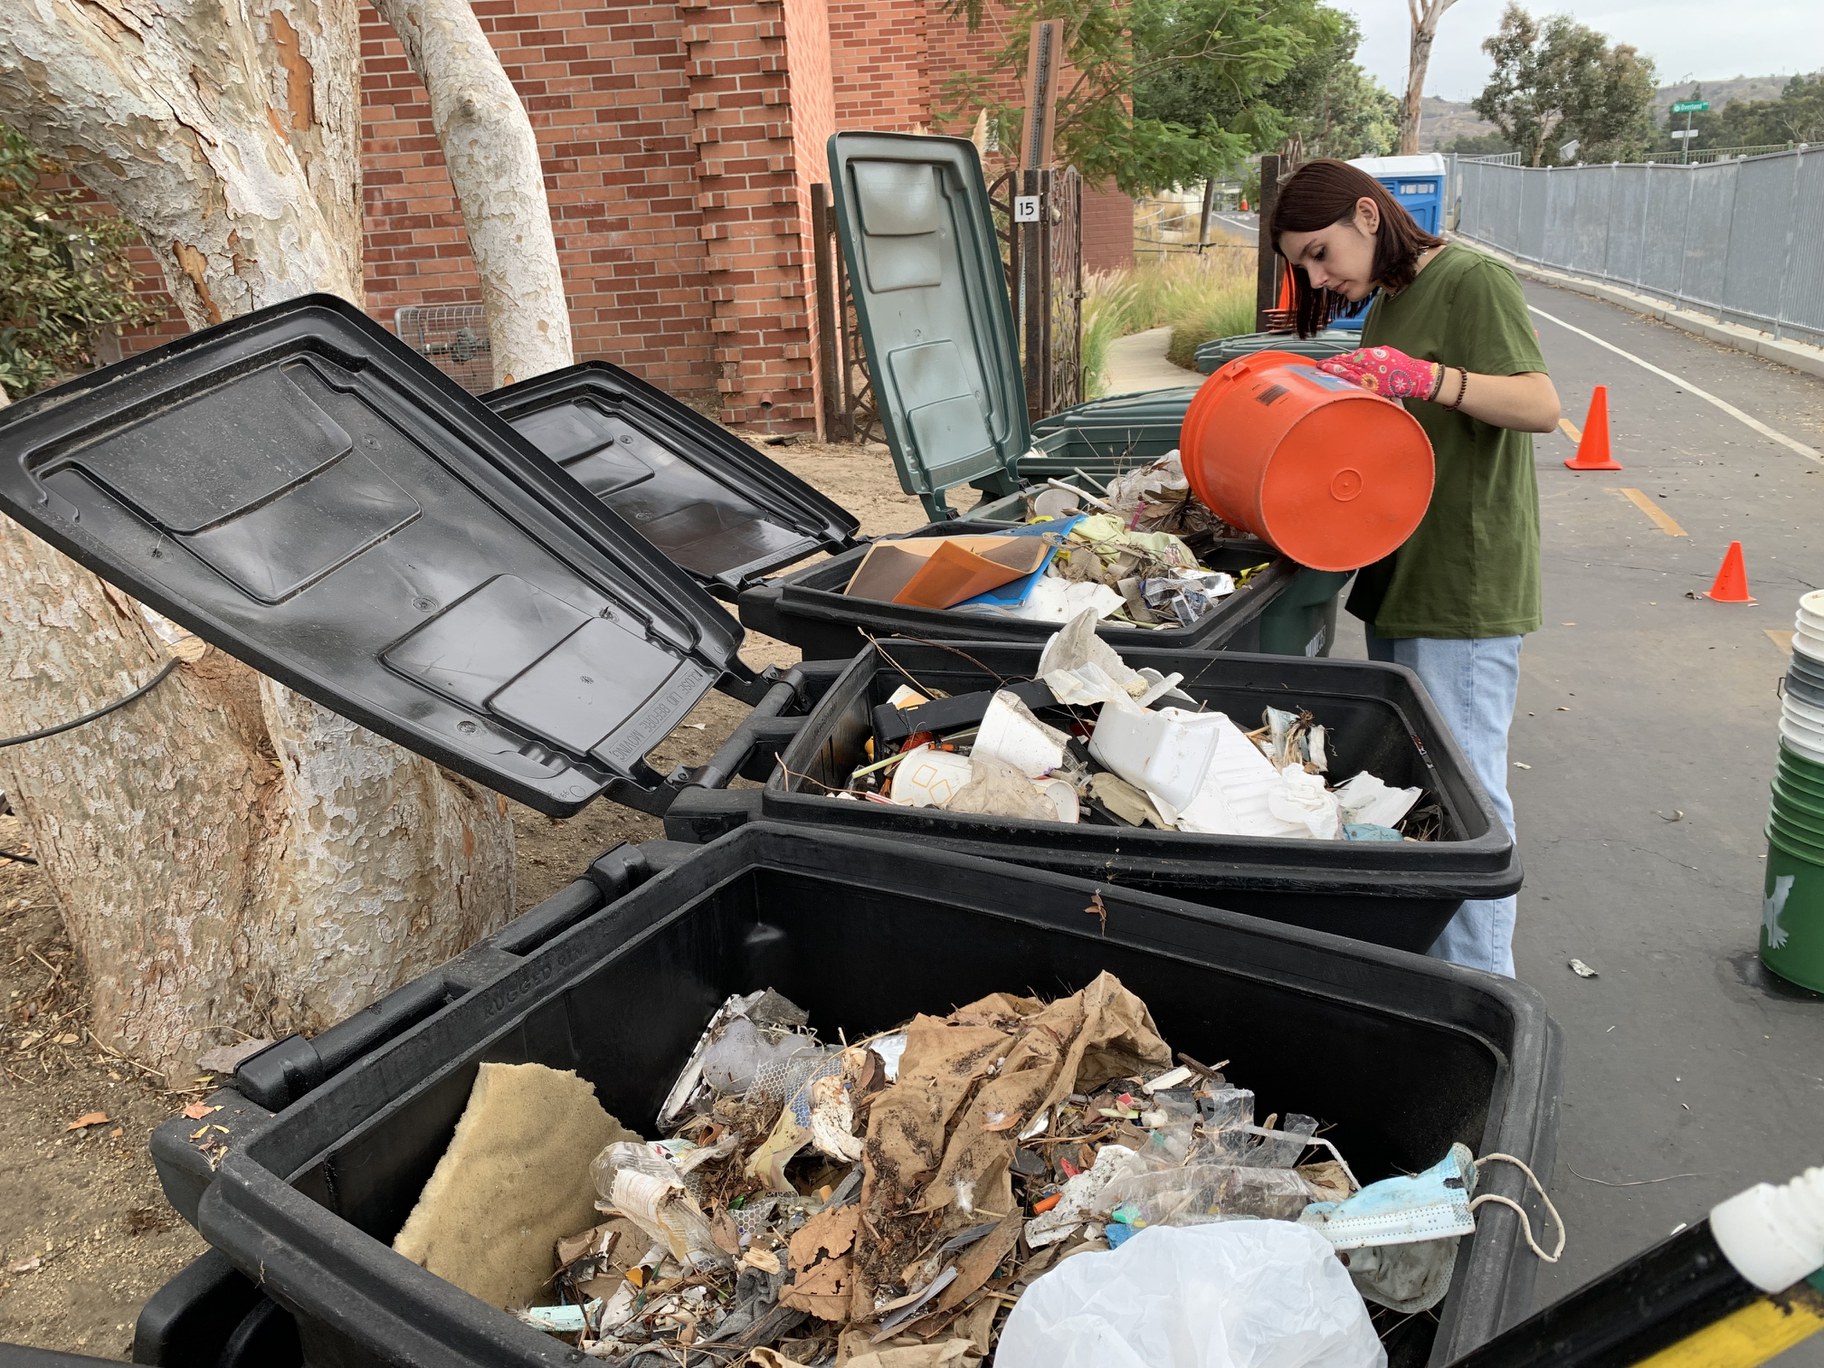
top-left (1764, 589), bottom-right (1824, 989)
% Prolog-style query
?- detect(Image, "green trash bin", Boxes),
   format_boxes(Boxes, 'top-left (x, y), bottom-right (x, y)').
top-left (1193, 328), bottom-right (1360, 375)
top-left (819, 131), bottom-right (1347, 655)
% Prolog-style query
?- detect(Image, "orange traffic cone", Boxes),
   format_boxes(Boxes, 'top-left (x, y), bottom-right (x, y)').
top-left (1705, 541), bottom-right (1755, 603)
top-left (1239, 198), bottom-right (1249, 212)
top-left (1564, 386), bottom-right (1621, 471)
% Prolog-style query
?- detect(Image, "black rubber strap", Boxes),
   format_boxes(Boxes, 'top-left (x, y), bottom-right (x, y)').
top-left (0, 658), bottom-right (181, 749)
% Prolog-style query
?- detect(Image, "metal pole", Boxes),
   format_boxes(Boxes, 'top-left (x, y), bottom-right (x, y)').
top-left (1255, 153), bottom-right (1282, 331)
top-left (1684, 109), bottom-right (1693, 165)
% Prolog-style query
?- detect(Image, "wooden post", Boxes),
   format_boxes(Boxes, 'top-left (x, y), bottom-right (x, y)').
top-left (809, 183), bottom-right (845, 440)
top-left (1021, 167), bottom-right (1045, 423)
top-left (1022, 20), bottom-right (1064, 170)
top-left (1255, 153), bottom-right (1281, 332)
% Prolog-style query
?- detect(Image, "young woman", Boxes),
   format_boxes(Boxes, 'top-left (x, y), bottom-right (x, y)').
top-left (1271, 159), bottom-right (1561, 977)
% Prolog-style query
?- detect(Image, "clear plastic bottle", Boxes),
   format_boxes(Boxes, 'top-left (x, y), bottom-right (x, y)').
top-left (591, 1140), bottom-right (731, 1270)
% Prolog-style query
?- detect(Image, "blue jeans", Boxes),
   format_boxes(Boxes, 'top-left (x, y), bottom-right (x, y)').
top-left (1364, 629), bottom-right (1523, 976)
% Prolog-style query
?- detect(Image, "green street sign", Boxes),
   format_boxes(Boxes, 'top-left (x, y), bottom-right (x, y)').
top-left (1671, 100), bottom-right (1710, 113)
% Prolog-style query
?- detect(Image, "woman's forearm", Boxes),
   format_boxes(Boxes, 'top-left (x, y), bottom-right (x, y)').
top-left (1431, 367), bottom-right (1561, 433)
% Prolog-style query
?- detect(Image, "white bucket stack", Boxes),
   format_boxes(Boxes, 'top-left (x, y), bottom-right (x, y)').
top-left (1785, 590), bottom-right (1824, 765)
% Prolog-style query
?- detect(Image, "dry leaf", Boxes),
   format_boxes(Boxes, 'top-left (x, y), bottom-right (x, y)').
top-left (64, 1112), bottom-right (108, 1132)
top-left (108, 1128), bottom-right (123, 1139)
top-left (181, 1101), bottom-right (220, 1121)
top-left (980, 1112), bottom-right (1022, 1133)
top-left (780, 1205), bottom-right (858, 1320)
top-left (742, 1246), bottom-right (782, 1275)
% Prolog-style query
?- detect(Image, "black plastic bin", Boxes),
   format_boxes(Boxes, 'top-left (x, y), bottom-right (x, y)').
top-left (132, 1251), bottom-right (301, 1367)
top-left (148, 823), bottom-right (1559, 1368)
top-left (0, 1253), bottom-right (295, 1368)
top-left (667, 642), bottom-right (1521, 952)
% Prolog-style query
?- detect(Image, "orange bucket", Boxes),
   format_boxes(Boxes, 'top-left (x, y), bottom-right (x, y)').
top-left (1179, 351), bottom-right (1434, 572)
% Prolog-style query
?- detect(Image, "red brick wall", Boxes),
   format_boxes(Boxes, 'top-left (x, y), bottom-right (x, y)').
top-left (780, 0), bottom-right (835, 430)
top-left (679, 0), bottom-right (821, 429)
top-left (829, 0), bottom-right (928, 132)
top-left (74, 0), bottom-right (1114, 434)
top-left (362, 1), bottom-right (721, 403)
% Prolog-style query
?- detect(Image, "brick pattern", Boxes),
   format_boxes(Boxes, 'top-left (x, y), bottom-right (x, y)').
top-left (362, 1), bottom-right (719, 400)
top-left (678, 0), bottom-right (820, 430)
top-left (59, 1), bottom-right (1129, 434)
top-left (829, 0), bottom-right (928, 131)
top-left (1082, 184), bottom-right (1135, 272)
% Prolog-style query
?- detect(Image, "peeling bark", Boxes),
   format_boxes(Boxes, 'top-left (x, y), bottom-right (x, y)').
top-left (1400, 0), bottom-right (1458, 156)
top-left (371, 0), bottom-right (574, 385)
top-left (0, 0), bottom-right (516, 1083)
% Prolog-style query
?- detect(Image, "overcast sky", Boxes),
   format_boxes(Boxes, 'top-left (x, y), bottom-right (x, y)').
top-left (1336, 0), bottom-right (1824, 102)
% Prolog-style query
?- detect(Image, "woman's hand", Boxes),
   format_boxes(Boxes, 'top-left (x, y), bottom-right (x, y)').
top-left (1318, 346), bottom-right (1440, 400)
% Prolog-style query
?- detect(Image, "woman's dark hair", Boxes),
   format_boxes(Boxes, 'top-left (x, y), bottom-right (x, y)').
top-left (1269, 159), bottom-right (1444, 337)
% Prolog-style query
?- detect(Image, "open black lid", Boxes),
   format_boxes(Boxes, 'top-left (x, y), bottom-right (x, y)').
top-left (0, 295), bottom-right (744, 815)
top-left (485, 363), bottom-right (858, 596)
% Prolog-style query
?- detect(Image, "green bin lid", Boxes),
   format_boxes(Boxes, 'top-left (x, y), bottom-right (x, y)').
top-left (827, 132), bottom-right (1028, 516)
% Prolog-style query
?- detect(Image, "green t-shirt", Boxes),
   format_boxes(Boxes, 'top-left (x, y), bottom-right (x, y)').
top-left (1346, 243), bottom-right (1546, 638)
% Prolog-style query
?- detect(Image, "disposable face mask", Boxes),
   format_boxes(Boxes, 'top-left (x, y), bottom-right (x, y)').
top-left (1299, 1142), bottom-right (1478, 1249)
top-left (1299, 1142), bottom-right (1479, 1315)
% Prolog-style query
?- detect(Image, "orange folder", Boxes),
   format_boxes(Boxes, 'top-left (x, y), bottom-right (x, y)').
top-left (843, 535), bottom-right (1052, 610)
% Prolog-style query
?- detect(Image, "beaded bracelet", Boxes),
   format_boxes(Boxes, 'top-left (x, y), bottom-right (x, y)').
top-left (1442, 367), bottom-right (1469, 411)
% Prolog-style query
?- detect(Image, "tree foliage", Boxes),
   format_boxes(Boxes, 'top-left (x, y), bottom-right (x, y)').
top-left (1473, 3), bottom-right (1657, 166)
top-left (1442, 130), bottom-right (1519, 156)
top-left (938, 0), bottom-right (1370, 194)
top-left (1289, 53), bottom-right (1401, 162)
top-left (0, 125), bottom-right (157, 397)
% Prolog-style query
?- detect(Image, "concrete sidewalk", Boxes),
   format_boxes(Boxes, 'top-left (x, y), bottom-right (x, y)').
top-left (1102, 325), bottom-right (1202, 394)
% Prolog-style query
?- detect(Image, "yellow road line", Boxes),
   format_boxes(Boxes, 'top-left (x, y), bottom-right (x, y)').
top-left (1768, 630), bottom-right (1795, 654)
top-left (1560, 416), bottom-right (1583, 444)
top-left (1616, 487), bottom-right (1688, 537)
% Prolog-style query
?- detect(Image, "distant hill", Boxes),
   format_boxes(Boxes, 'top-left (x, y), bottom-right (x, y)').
top-left (1413, 75), bottom-right (1805, 151)
top-left (1417, 96), bottom-right (1497, 150)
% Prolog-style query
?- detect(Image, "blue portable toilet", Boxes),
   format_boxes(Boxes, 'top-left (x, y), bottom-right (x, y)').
top-left (1327, 153), bottom-right (1448, 331)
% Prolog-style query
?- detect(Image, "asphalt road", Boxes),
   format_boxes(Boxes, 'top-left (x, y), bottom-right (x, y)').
top-left (1331, 279), bottom-right (1824, 1350)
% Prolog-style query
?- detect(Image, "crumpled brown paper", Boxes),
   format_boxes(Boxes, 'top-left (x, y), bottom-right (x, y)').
top-left (851, 972), bottom-right (1170, 1321)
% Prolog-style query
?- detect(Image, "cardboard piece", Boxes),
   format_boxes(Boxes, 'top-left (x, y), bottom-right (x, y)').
top-left (845, 536), bottom-right (1052, 610)
top-left (391, 1061), bottom-right (640, 1309)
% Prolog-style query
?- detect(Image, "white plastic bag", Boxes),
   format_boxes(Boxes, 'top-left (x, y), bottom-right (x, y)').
top-left (997, 1221), bottom-right (1386, 1368)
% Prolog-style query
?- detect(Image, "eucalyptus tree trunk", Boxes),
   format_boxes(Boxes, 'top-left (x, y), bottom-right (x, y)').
top-left (1400, 0), bottom-right (1459, 156)
top-left (371, 0), bottom-right (573, 386)
top-left (0, 0), bottom-right (519, 1083)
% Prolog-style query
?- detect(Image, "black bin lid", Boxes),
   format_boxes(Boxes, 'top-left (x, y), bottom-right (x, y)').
top-left (0, 295), bottom-right (744, 815)
top-left (484, 363), bottom-right (857, 596)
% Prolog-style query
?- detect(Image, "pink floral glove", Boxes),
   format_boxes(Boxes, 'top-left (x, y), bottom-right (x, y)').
top-left (1318, 346), bottom-right (1440, 400)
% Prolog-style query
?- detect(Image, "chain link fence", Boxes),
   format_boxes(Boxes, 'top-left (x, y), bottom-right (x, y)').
top-left (1452, 147), bottom-right (1824, 349)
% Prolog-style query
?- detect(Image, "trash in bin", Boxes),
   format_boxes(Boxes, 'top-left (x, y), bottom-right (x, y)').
top-left (384, 969), bottom-right (1535, 1365)
top-left (826, 611), bottom-right (1424, 838)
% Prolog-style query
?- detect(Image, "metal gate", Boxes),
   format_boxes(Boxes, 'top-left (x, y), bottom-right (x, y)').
top-left (813, 165), bottom-right (1083, 440)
